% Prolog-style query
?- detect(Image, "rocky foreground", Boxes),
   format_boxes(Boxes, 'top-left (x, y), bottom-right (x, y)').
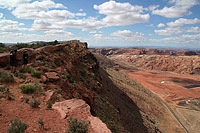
top-left (0, 42), bottom-right (113, 132)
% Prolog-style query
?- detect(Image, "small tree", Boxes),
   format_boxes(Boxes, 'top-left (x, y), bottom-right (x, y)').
top-left (67, 118), bottom-right (89, 133)
top-left (7, 119), bottom-right (27, 133)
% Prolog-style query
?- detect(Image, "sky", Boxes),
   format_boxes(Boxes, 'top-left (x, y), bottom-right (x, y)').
top-left (0, 0), bottom-right (200, 49)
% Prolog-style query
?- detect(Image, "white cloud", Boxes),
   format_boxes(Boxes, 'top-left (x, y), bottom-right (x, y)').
top-left (0, 32), bottom-right (73, 43)
top-left (93, 34), bottom-right (103, 39)
top-left (0, 19), bottom-right (26, 32)
top-left (154, 27), bottom-right (183, 35)
top-left (157, 23), bottom-right (165, 27)
top-left (111, 30), bottom-right (145, 41)
top-left (0, 13), bottom-right (3, 18)
top-left (155, 26), bottom-right (200, 35)
top-left (148, 5), bottom-right (160, 11)
top-left (94, 1), bottom-right (150, 26)
top-left (89, 31), bottom-right (96, 34)
top-left (186, 27), bottom-right (200, 33)
top-left (152, 0), bottom-right (199, 18)
top-left (169, 0), bottom-right (199, 7)
top-left (151, 34), bottom-right (200, 46)
top-left (79, 8), bottom-right (83, 12)
top-left (60, 17), bottom-right (105, 31)
top-left (152, 6), bottom-right (189, 18)
top-left (0, 0), bottom-right (31, 10)
top-left (167, 18), bottom-right (200, 27)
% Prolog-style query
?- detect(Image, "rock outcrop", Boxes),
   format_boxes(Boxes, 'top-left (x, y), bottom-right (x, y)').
top-left (44, 72), bottom-right (59, 82)
top-left (110, 54), bottom-right (200, 74)
top-left (53, 99), bottom-right (111, 133)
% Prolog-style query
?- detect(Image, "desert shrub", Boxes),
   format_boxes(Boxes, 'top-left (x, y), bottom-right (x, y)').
top-left (5, 65), bottom-right (11, 70)
top-left (19, 67), bottom-right (41, 78)
top-left (25, 97), bottom-right (29, 103)
top-left (31, 70), bottom-right (41, 79)
top-left (0, 43), bottom-right (5, 47)
top-left (19, 67), bottom-right (33, 73)
top-left (7, 118), bottom-right (27, 133)
top-left (19, 84), bottom-right (35, 94)
top-left (79, 69), bottom-right (86, 78)
top-left (47, 102), bottom-right (52, 109)
top-left (15, 43), bottom-right (30, 49)
top-left (0, 71), bottom-right (14, 83)
top-left (38, 118), bottom-right (44, 129)
top-left (35, 80), bottom-right (43, 94)
top-left (67, 118), bottom-right (89, 133)
top-left (66, 74), bottom-right (74, 83)
top-left (50, 63), bottom-right (56, 69)
top-left (56, 96), bottom-right (60, 100)
top-left (43, 68), bottom-right (48, 73)
top-left (30, 100), bottom-right (40, 108)
top-left (57, 88), bottom-right (62, 94)
top-left (54, 57), bottom-right (62, 66)
top-left (14, 72), bottom-right (27, 79)
top-left (0, 87), bottom-right (5, 92)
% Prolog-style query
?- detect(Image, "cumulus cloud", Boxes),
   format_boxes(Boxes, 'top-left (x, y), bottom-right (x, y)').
top-left (155, 26), bottom-right (200, 35)
top-left (148, 5), bottom-right (160, 11)
top-left (0, 32), bottom-right (73, 43)
top-left (167, 18), bottom-right (200, 27)
top-left (157, 23), bottom-right (165, 27)
top-left (111, 30), bottom-right (145, 41)
top-left (152, 0), bottom-right (199, 18)
top-left (0, 13), bottom-right (3, 18)
top-left (186, 27), bottom-right (200, 33)
top-left (0, 19), bottom-right (26, 32)
top-left (0, 0), bottom-right (30, 10)
top-left (94, 1), bottom-right (150, 26)
top-left (152, 34), bottom-right (200, 45)
top-left (154, 27), bottom-right (183, 35)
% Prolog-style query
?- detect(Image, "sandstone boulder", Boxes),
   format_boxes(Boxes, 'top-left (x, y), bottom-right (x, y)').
top-left (41, 75), bottom-right (47, 83)
top-left (44, 72), bottom-right (59, 82)
top-left (53, 99), bottom-right (111, 133)
top-left (44, 90), bottom-right (55, 103)
top-left (0, 53), bottom-right (9, 66)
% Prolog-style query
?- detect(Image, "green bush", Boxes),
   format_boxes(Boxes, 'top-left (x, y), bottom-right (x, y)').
top-left (19, 67), bottom-right (41, 78)
top-left (19, 67), bottom-right (33, 73)
top-left (25, 97), bottom-right (29, 103)
top-left (5, 65), bottom-right (11, 70)
top-left (31, 70), bottom-right (41, 79)
top-left (65, 74), bottom-right (74, 83)
top-left (30, 100), bottom-right (40, 108)
top-left (0, 87), bottom-right (5, 92)
top-left (79, 69), bottom-right (86, 77)
top-left (47, 102), bottom-right (52, 109)
top-left (67, 118), bottom-right (89, 133)
top-left (14, 72), bottom-right (27, 79)
top-left (19, 84), bottom-right (35, 94)
top-left (38, 118), bottom-right (44, 129)
top-left (57, 88), bottom-right (62, 94)
top-left (7, 119), bottom-right (27, 133)
top-left (0, 71), bottom-right (14, 83)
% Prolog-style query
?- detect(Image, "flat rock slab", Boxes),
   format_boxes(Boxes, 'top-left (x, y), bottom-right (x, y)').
top-left (44, 72), bottom-right (59, 82)
top-left (53, 99), bottom-right (111, 133)
top-left (52, 99), bottom-right (90, 119)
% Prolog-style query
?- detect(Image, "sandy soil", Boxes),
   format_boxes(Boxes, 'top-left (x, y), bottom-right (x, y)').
top-left (128, 70), bottom-right (200, 107)
top-left (0, 71), bottom-right (68, 133)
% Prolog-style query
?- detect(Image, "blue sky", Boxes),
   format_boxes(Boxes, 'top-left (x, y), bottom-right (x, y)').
top-left (0, 0), bottom-right (200, 49)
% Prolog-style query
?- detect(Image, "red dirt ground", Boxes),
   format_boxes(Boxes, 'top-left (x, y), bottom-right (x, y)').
top-left (128, 71), bottom-right (200, 107)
